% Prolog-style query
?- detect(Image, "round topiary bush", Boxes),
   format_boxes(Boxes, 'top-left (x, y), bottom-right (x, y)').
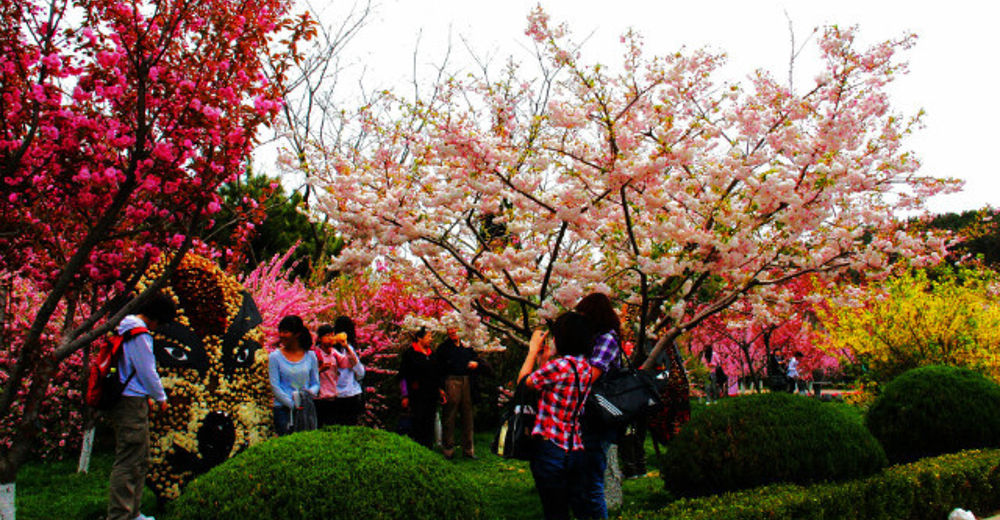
top-left (866, 365), bottom-right (1000, 464)
top-left (661, 393), bottom-right (887, 497)
top-left (171, 426), bottom-right (485, 519)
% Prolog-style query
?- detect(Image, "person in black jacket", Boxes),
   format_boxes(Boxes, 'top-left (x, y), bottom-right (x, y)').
top-left (399, 328), bottom-right (446, 449)
top-left (437, 327), bottom-right (484, 459)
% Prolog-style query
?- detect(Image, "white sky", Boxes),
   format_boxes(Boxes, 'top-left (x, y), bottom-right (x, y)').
top-left (303, 0), bottom-right (998, 215)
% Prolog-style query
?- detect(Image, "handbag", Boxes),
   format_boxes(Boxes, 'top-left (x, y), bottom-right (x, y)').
top-left (492, 382), bottom-right (537, 460)
top-left (586, 355), bottom-right (667, 429)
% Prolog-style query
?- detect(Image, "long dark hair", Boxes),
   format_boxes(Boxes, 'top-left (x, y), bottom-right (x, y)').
top-left (574, 292), bottom-right (621, 339)
top-left (278, 315), bottom-right (313, 351)
top-left (334, 315), bottom-right (357, 347)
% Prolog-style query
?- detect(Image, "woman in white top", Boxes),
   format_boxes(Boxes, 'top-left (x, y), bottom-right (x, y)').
top-left (329, 316), bottom-right (366, 425)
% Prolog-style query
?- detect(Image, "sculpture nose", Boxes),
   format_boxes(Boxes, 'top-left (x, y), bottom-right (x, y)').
top-left (197, 411), bottom-right (236, 468)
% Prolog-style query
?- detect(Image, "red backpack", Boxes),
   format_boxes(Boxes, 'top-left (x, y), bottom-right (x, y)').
top-left (85, 327), bottom-right (149, 410)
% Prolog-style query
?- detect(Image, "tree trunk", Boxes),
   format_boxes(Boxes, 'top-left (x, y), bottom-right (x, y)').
top-left (77, 427), bottom-right (96, 474)
top-left (604, 445), bottom-right (623, 511)
top-left (0, 482), bottom-right (13, 520)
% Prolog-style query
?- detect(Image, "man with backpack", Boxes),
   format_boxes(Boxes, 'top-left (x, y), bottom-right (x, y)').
top-left (106, 291), bottom-right (176, 520)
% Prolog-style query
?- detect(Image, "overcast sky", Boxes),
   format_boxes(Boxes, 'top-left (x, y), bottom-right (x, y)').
top-left (305, 0), bottom-right (997, 215)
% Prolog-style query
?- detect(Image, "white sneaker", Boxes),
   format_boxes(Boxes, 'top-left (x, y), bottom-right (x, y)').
top-left (133, 514), bottom-right (156, 520)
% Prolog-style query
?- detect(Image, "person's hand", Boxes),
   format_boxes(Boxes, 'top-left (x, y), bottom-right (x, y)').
top-left (149, 399), bottom-right (168, 413)
top-left (529, 329), bottom-right (548, 354)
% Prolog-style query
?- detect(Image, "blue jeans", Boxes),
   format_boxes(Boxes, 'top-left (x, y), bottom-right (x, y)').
top-left (274, 406), bottom-right (293, 436)
top-left (530, 438), bottom-right (588, 520)
top-left (578, 425), bottom-right (618, 519)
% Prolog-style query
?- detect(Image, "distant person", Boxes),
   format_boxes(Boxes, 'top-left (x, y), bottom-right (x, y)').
top-left (399, 327), bottom-right (446, 449)
top-left (269, 315), bottom-right (319, 436)
top-left (437, 327), bottom-right (483, 459)
top-left (330, 316), bottom-right (365, 425)
top-left (787, 351), bottom-right (804, 394)
top-left (709, 363), bottom-right (728, 401)
top-left (518, 312), bottom-right (596, 520)
top-left (107, 291), bottom-right (176, 520)
top-left (767, 353), bottom-right (787, 392)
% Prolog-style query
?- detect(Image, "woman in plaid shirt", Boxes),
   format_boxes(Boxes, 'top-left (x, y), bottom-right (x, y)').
top-left (518, 311), bottom-right (597, 520)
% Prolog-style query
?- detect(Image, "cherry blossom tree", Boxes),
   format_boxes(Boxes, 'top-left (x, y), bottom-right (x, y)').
top-left (304, 9), bottom-right (955, 367)
top-left (0, 0), bottom-right (305, 512)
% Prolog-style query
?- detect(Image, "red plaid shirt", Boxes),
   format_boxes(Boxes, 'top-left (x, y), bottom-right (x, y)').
top-left (528, 355), bottom-right (594, 451)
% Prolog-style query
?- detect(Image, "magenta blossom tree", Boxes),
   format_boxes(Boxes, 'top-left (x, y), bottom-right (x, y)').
top-left (0, 0), bottom-right (307, 512)
top-left (685, 274), bottom-right (840, 391)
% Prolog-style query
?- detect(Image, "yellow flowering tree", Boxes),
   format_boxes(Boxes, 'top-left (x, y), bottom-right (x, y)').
top-left (818, 266), bottom-right (1000, 387)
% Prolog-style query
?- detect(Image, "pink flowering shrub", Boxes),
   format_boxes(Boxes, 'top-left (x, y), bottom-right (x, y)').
top-left (0, 275), bottom-right (87, 460)
top-left (241, 251), bottom-right (449, 427)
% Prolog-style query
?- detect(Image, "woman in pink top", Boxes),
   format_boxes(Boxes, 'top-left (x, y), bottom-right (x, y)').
top-left (315, 324), bottom-right (349, 427)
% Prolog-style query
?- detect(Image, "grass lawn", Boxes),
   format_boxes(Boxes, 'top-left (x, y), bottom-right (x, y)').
top-left (16, 431), bottom-right (671, 520)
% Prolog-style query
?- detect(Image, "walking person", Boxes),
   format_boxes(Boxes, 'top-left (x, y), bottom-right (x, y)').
top-left (269, 315), bottom-right (320, 436)
top-left (399, 327), bottom-right (446, 449)
top-left (106, 291), bottom-right (176, 520)
top-left (787, 351), bottom-right (803, 394)
top-left (330, 316), bottom-right (365, 425)
top-left (519, 312), bottom-right (597, 520)
top-left (575, 292), bottom-right (624, 518)
top-left (438, 327), bottom-right (483, 459)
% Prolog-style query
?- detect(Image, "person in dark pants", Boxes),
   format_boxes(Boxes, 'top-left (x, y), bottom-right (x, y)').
top-left (398, 327), bottom-right (446, 449)
top-left (519, 312), bottom-right (597, 520)
top-left (437, 327), bottom-right (483, 459)
top-left (575, 292), bottom-right (624, 519)
top-left (106, 291), bottom-right (176, 520)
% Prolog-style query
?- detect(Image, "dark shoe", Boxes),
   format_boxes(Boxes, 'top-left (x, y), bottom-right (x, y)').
top-left (442, 450), bottom-right (455, 460)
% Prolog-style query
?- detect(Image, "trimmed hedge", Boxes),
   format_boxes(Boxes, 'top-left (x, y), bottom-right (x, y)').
top-left (622, 449), bottom-right (1000, 520)
top-left (171, 426), bottom-right (484, 520)
top-left (866, 364), bottom-right (1000, 464)
top-left (661, 393), bottom-right (886, 496)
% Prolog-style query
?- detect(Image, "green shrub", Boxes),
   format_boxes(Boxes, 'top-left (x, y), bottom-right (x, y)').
top-left (866, 365), bottom-right (1000, 464)
top-left (171, 426), bottom-right (485, 520)
top-left (621, 449), bottom-right (1000, 520)
top-left (661, 393), bottom-right (886, 496)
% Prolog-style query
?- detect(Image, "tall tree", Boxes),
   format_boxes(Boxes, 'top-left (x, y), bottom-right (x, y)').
top-left (304, 9), bottom-right (956, 363)
top-left (0, 0), bottom-right (306, 513)
top-left (210, 172), bottom-right (343, 278)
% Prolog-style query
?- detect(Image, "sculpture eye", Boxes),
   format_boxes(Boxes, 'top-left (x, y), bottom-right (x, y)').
top-left (230, 338), bottom-right (260, 369)
top-left (153, 321), bottom-right (209, 371)
top-left (163, 344), bottom-right (190, 362)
